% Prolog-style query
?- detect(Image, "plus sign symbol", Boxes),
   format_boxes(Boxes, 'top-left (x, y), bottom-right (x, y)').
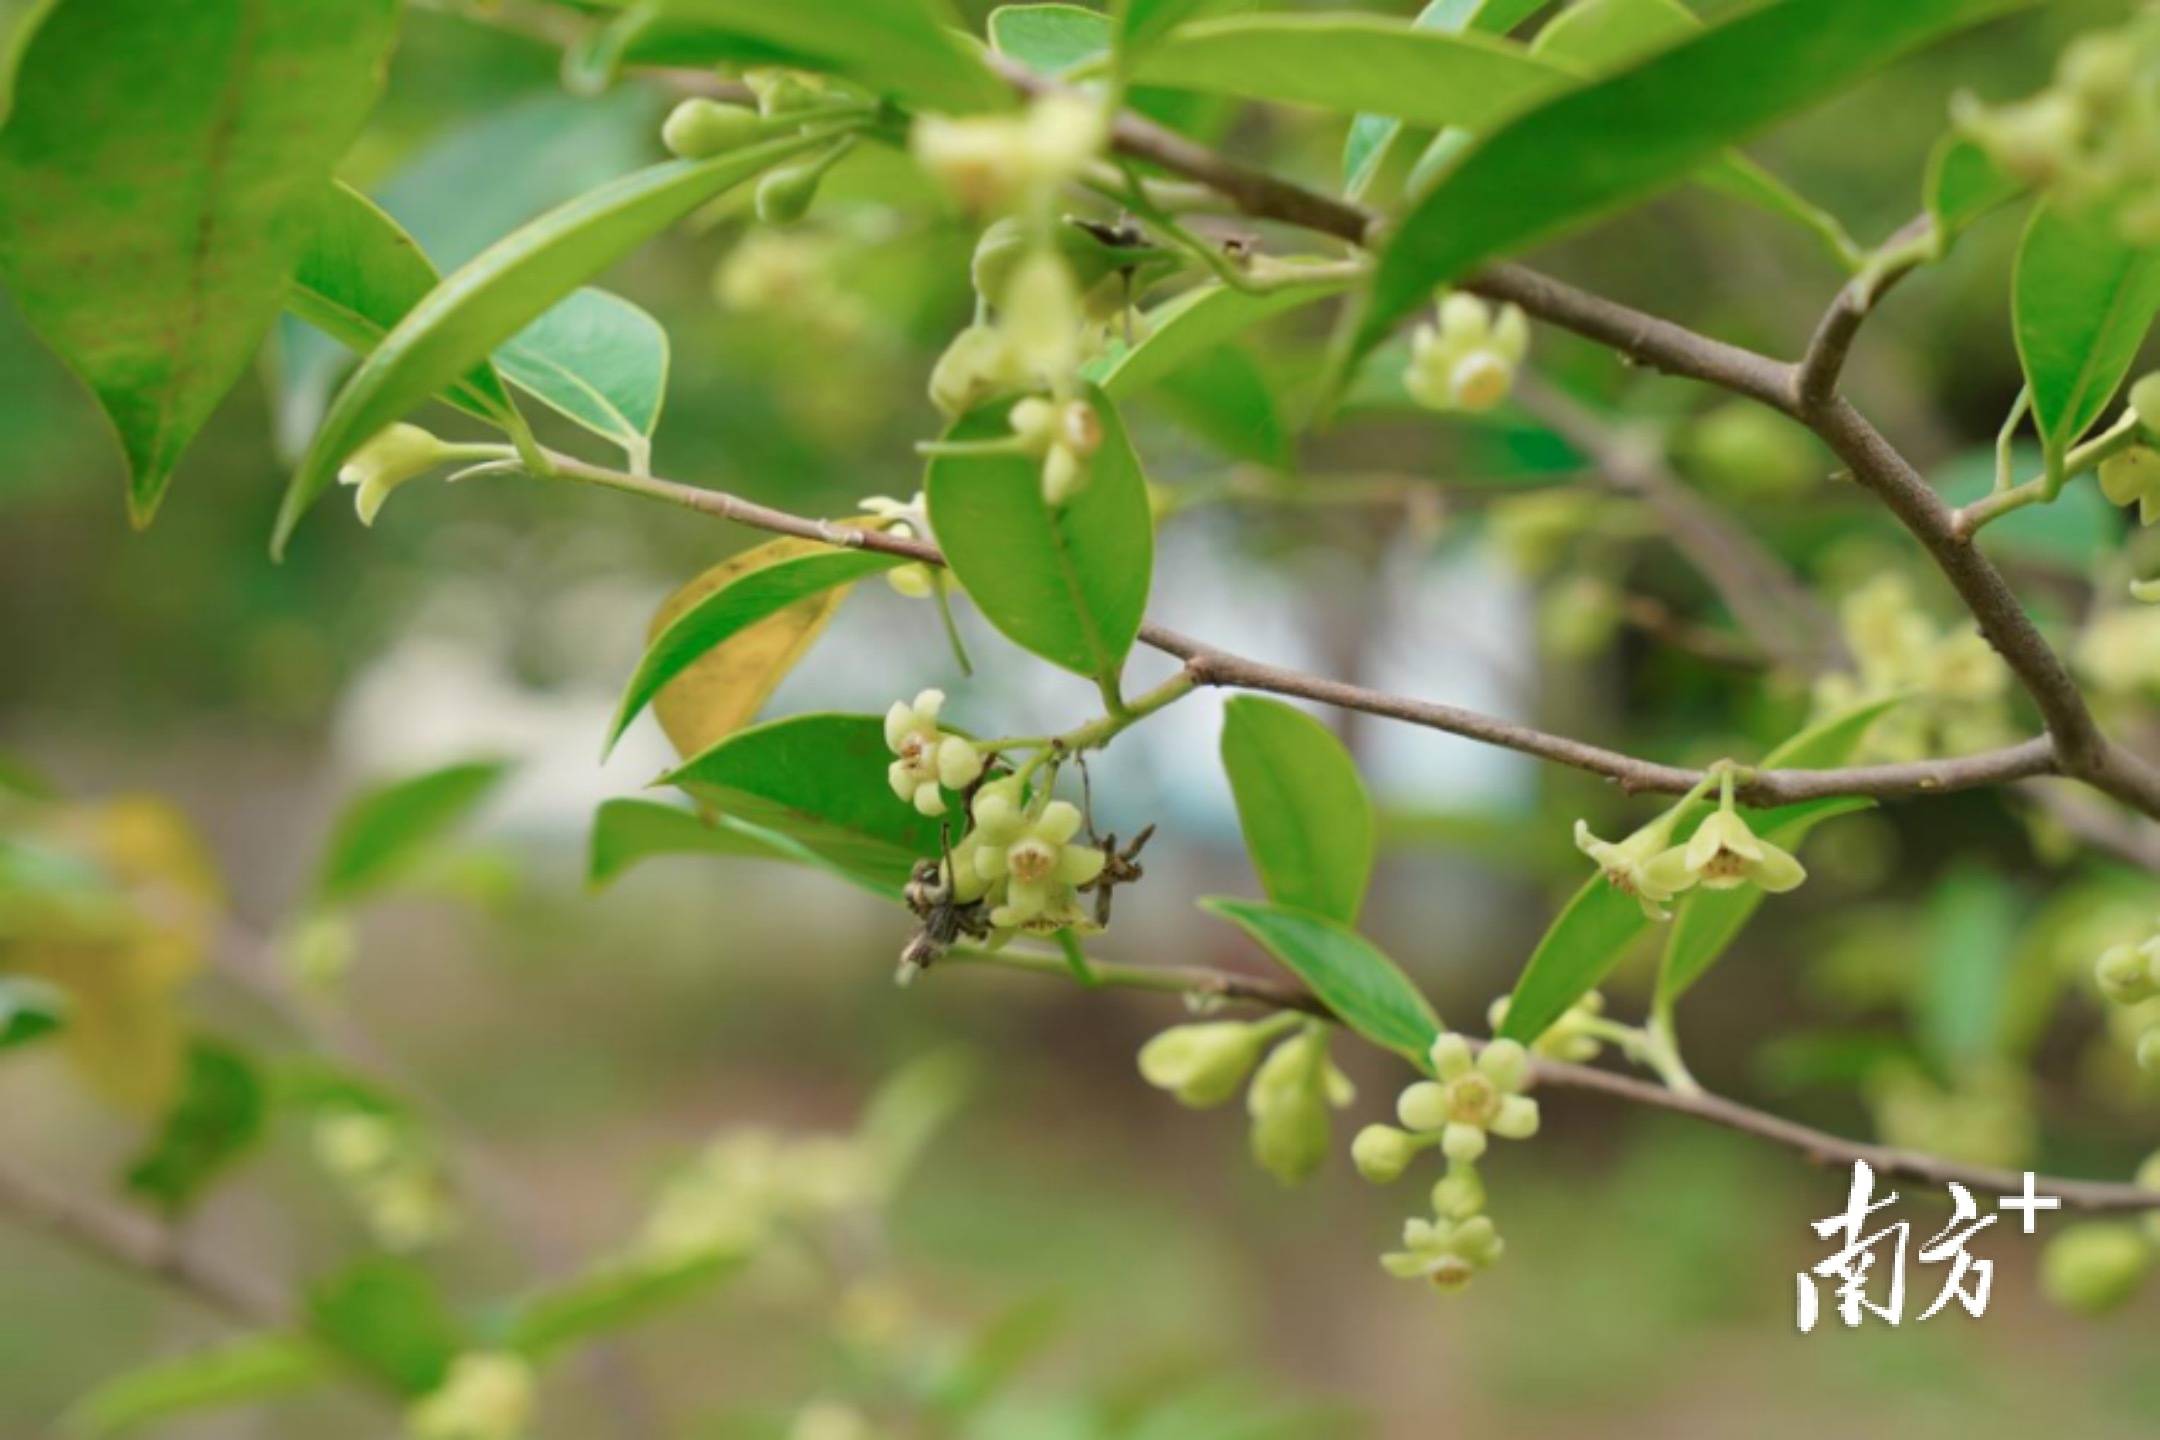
top-left (1998, 1172), bottom-right (2062, 1234)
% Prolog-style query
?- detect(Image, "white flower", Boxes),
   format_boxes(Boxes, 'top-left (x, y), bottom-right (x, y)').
top-left (1394, 1034), bottom-right (1539, 1165)
top-left (1404, 292), bottom-right (1529, 414)
top-left (338, 423), bottom-right (457, 526)
top-left (1574, 819), bottom-right (1692, 921)
top-left (883, 689), bottom-right (982, 816)
top-left (1380, 1212), bottom-right (1504, 1291)
top-left (1672, 807), bottom-right (1806, 894)
top-left (969, 786), bottom-right (1105, 930)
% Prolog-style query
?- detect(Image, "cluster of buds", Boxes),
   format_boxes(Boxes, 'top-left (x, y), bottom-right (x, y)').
top-left (639, 1128), bottom-right (875, 1265)
top-left (1010, 394), bottom-right (1102, 506)
top-left (1574, 767), bottom-right (1807, 923)
top-left (1137, 1013), bottom-right (1355, 1184)
top-left (858, 494), bottom-right (940, 600)
top-left (407, 1353), bottom-right (536, 1440)
top-left (2095, 929), bottom-right (2160, 1071)
top-left (883, 690), bottom-right (984, 817)
top-left (715, 230), bottom-right (867, 345)
top-left (1352, 1032), bottom-right (1538, 1292)
top-left (1954, 10), bottom-right (2160, 244)
top-left (2042, 1216), bottom-right (2158, 1315)
top-left (910, 94), bottom-right (1107, 217)
top-left (312, 1108), bottom-right (456, 1252)
top-left (1404, 291), bottom-right (1530, 414)
top-left (1813, 574), bottom-right (2014, 763)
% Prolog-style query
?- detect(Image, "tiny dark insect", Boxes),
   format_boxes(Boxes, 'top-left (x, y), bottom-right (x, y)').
top-left (896, 831), bottom-right (990, 983)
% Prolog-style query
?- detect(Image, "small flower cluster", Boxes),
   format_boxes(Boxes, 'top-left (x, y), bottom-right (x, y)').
top-left (1137, 1014), bottom-right (1355, 1184)
top-left (639, 1128), bottom-right (876, 1265)
top-left (2095, 928), bottom-right (2160, 1071)
top-left (1574, 770), bottom-right (1806, 923)
top-left (911, 94), bottom-right (1107, 217)
top-left (715, 230), bottom-right (868, 345)
top-left (407, 1353), bottom-right (536, 1440)
top-left (884, 689), bottom-right (983, 816)
top-left (1955, 10), bottom-right (2160, 245)
top-left (312, 1108), bottom-right (457, 1252)
top-left (1813, 574), bottom-right (2014, 763)
top-left (1352, 1031), bottom-right (1538, 1292)
top-left (1404, 291), bottom-right (1530, 414)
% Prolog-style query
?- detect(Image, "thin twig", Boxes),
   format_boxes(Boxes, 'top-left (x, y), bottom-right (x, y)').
top-left (0, 1156), bottom-right (287, 1328)
top-left (939, 946), bottom-right (2160, 1213)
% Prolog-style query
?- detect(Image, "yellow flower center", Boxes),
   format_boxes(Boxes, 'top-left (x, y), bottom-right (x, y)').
top-left (1702, 846), bottom-right (1748, 881)
top-left (1008, 838), bottom-right (1056, 883)
top-left (1446, 1074), bottom-right (1498, 1126)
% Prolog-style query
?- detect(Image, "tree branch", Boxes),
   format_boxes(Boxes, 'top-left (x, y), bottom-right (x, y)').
top-left (941, 946), bottom-right (2160, 1213)
top-left (0, 1156), bottom-right (287, 1329)
top-left (546, 451), bottom-right (2059, 807)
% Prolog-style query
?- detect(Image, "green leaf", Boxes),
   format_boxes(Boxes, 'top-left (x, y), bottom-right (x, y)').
top-left (649, 0), bottom-right (1007, 111)
top-left (662, 714), bottom-right (949, 891)
top-left (925, 386), bottom-right (1153, 683)
top-left (1500, 697), bottom-right (1899, 1043)
top-left (495, 287), bottom-right (670, 469)
top-left (1199, 897), bottom-right (1441, 1065)
top-left (1113, 0), bottom-right (1253, 64)
top-left (0, 0), bottom-right (400, 525)
top-left (501, 1251), bottom-right (742, 1359)
top-left (1219, 698), bottom-right (1375, 926)
top-left (1127, 15), bottom-right (1563, 131)
top-left (1925, 133), bottom-right (2023, 249)
top-left (1149, 344), bottom-right (1290, 468)
top-left (990, 4), bottom-right (1111, 75)
top-left (1091, 280), bottom-right (1348, 401)
top-left (587, 797), bottom-right (895, 898)
top-left (1360, 0), bottom-right (2030, 351)
top-left (0, 974), bottom-right (65, 1050)
top-left (607, 548), bottom-right (902, 754)
top-left (1917, 864), bottom-right (2020, 1070)
top-left (274, 135), bottom-right (826, 556)
top-left (308, 1258), bottom-right (465, 1398)
top-left (288, 183), bottom-right (519, 428)
top-left (316, 759), bottom-right (512, 907)
top-left (1343, 0), bottom-right (1543, 200)
top-left (124, 1040), bottom-right (267, 1216)
top-left (0, 0), bottom-right (56, 128)
top-left (2012, 200), bottom-right (2160, 463)
top-left (1653, 795), bottom-right (1872, 1005)
top-left (62, 1336), bottom-right (328, 1439)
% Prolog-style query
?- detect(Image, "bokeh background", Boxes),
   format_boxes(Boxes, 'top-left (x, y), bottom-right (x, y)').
top-left (5, 0), bottom-right (2160, 1435)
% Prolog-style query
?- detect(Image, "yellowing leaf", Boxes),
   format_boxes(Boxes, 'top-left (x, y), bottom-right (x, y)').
top-left (646, 536), bottom-right (857, 762)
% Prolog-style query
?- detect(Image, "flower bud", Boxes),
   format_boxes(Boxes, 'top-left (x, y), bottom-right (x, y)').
top-left (408, 1353), bottom-right (536, 1440)
top-left (2041, 1222), bottom-right (2155, 1315)
top-left (1683, 401), bottom-right (1817, 498)
top-left (1002, 249), bottom-right (1082, 387)
top-left (1351, 1124), bottom-right (1418, 1183)
top-left (756, 158), bottom-right (825, 225)
top-left (2133, 373), bottom-right (2160, 434)
top-left (929, 324), bottom-right (1023, 418)
top-left (1138, 1021), bottom-right (1267, 1108)
top-left (662, 98), bottom-right (761, 159)
top-left (2099, 446), bottom-right (2160, 526)
top-left (1430, 1162), bottom-right (1485, 1220)
top-left (337, 422), bottom-right (458, 526)
top-left (745, 68), bottom-right (823, 117)
top-left (1040, 442), bottom-right (1088, 506)
top-left (1246, 1026), bottom-right (1352, 1185)
top-left (2096, 941), bottom-right (2159, 1005)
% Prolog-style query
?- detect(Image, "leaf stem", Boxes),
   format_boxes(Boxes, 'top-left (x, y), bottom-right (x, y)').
top-left (1954, 410), bottom-right (2142, 536)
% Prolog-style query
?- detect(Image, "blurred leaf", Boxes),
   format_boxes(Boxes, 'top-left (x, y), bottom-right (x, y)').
top-left (931, 1296), bottom-right (1066, 1419)
top-left (1342, 0), bottom-right (1541, 200)
top-left (642, 538), bottom-right (869, 763)
top-left (1360, 0), bottom-right (2028, 351)
top-left (274, 135), bottom-right (825, 555)
top-left (1113, 0), bottom-right (1255, 63)
top-left (501, 1252), bottom-right (742, 1360)
top-left (124, 1038), bottom-right (267, 1215)
top-left (860, 1048), bottom-right (976, 1184)
top-left (0, 748), bottom-right (55, 799)
top-left (1918, 864), bottom-right (2020, 1070)
top-left (650, 0), bottom-right (1007, 111)
top-left (0, 974), bottom-right (64, 1049)
top-left (610, 545), bottom-right (901, 754)
top-left (1925, 133), bottom-right (2023, 248)
top-left (288, 183), bottom-right (517, 434)
top-left (0, 0), bottom-right (399, 524)
top-left (991, 4), bottom-right (1110, 75)
top-left (587, 797), bottom-right (894, 897)
top-left (1219, 698), bottom-right (1375, 925)
top-left (0, 0), bottom-right (55, 127)
top-left (307, 1257), bottom-right (464, 1397)
top-left (1199, 897), bottom-right (1440, 1065)
top-left (2013, 199), bottom-right (2160, 463)
top-left (926, 387), bottom-right (1153, 683)
top-left (664, 714), bottom-right (948, 890)
top-left (1755, 1028), bottom-right (1919, 1094)
top-left (495, 287), bottom-right (670, 469)
top-left (1654, 795), bottom-right (1873, 1005)
top-left (1127, 15), bottom-right (1560, 130)
top-left (315, 759), bottom-right (511, 907)
top-left (1093, 280), bottom-right (1347, 401)
top-left (1501, 698), bottom-right (1898, 1043)
top-left (1150, 345), bottom-right (1289, 468)
top-left (61, 1335), bottom-right (328, 1439)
